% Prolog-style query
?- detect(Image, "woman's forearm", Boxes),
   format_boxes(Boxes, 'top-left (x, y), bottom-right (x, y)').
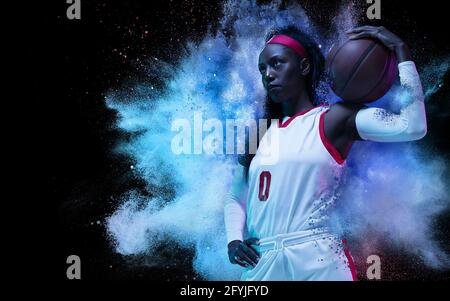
top-left (394, 43), bottom-right (412, 63)
top-left (355, 61), bottom-right (427, 142)
top-left (224, 164), bottom-right (248, 244)
top-left (224, 194), bottom-right (246, 243)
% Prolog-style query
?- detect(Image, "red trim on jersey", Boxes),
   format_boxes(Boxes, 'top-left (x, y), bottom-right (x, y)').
top-left (319, 110), bottom-right (345, 165)
top-left (278, 104), bottom-right (324, 128)
top-left (342, 239), bottom-right (358, 281)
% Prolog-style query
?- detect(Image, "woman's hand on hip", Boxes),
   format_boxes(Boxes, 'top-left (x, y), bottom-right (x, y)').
top-left (227, 237), bottom-right (260, 268)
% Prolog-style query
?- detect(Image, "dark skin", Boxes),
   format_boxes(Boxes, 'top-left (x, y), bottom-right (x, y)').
top-left (228, 26), bottom-right (412, 268)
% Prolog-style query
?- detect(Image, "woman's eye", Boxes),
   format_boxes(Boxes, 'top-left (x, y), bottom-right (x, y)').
top-left (274, 60), bottom-right (281, 67)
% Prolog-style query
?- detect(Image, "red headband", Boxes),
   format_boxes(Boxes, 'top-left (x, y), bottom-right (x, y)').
top-left (266, 34), bottom-right (309, 59)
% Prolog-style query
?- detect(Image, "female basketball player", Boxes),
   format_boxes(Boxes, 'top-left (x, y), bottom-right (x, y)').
top-left (223, 25), bottom-right (427, 281)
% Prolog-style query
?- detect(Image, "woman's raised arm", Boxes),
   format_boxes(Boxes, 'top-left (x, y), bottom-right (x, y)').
top-left (329, 26), bottom-right (428, 143)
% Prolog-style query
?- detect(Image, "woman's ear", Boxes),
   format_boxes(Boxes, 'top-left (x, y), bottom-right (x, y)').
top-left (299, 58), bottom-right (310, 76)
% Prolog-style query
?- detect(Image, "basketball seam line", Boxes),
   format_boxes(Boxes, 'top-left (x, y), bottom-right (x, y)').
top-left (328, 41), bottom-right (349, 72)
top-left (328, 41), bottom-right (350, 93)
top-left (358, 51), bottom-right (393, 101)
top-left (338, 41), bottom-right (377, 98)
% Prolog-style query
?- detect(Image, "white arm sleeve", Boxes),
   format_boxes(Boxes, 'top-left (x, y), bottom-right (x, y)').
top-left (355, 61), bottom-right (427, 142)
top-left (224, 164), bottom-right (248, 244)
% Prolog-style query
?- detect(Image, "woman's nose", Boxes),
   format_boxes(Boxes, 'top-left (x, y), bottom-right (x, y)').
top-left (265, 67), bottom-right (275, 81)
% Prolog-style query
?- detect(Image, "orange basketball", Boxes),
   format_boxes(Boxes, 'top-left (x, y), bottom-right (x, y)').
top-left (326, 38), bottom-right (398, 103)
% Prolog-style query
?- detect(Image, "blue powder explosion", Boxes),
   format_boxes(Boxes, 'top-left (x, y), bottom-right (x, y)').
top-left (105, 0), bottom-right (450, 279)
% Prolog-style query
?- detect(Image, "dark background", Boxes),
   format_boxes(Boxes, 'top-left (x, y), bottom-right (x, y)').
top-left (38, 0), bottom-right (449, 280)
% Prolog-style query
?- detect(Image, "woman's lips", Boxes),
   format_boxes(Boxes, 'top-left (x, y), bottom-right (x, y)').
top-left (269, 85), bottom-right (281, 92)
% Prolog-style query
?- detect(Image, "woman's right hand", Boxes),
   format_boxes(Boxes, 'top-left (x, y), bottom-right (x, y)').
top-left (346, 26), bottom-right (412, 62)
top-left (227, 237), bottom-right (260, 268)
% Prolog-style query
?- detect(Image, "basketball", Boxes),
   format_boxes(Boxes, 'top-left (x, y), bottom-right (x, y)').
top-left (326, 38), bottom-right (398, 103)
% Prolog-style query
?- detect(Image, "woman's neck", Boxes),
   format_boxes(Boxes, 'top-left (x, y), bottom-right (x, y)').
top-left (281, 90), bottom-right (313, 117)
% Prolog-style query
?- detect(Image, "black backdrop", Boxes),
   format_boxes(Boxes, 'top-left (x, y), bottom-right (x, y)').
top-left (39, 0), bottom-right (450, 281)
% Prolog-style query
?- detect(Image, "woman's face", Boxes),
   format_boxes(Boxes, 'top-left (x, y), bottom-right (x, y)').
top-left (258, 43), bottom-right (309, 103)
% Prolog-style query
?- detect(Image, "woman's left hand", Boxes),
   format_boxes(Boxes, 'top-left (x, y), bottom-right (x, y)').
top-left (346, 26), bottom-right (411, 62)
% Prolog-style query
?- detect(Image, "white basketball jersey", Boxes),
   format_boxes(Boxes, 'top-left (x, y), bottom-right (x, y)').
top-left (246, 105), bottom-right (346, 239)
